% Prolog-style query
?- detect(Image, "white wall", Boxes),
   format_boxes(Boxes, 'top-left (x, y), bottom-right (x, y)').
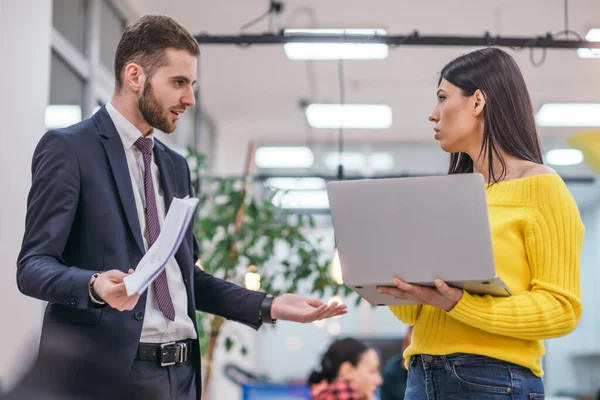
top-left (0, 0), bottom-right (52, 393)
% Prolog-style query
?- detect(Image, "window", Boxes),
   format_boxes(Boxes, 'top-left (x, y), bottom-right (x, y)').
top-left (50, 0), bottom-right (129, 120)
top-left (47, 52), bottom-right (84, 129)
top-left (100, 0), bottom-right (126, 71)
top-left (52, 0), bottom-right (87, 54)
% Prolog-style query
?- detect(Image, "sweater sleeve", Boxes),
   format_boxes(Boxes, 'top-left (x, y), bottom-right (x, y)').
top-left (389, 305), bottom-right (422, 325)
top-left (447, 183), bottom-right (584, 340)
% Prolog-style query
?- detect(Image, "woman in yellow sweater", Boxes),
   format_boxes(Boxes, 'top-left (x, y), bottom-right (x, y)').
top-left (377, 47), bottom-right (584, 399)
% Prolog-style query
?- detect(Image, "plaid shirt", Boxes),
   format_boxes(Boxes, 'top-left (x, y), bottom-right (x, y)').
top-left (310, 379), bottom-right (361, 400)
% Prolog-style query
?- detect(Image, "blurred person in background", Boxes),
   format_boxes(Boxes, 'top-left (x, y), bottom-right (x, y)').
top-left (308, 338), bottom-right (383, 400)
top-left (380, 326), bottom-right (413, 400)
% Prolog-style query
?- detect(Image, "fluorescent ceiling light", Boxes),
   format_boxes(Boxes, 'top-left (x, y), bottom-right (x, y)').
top-left (323, 152), bottom-right (366, 171)
top-left (584, 28), bottom-right (600, 41)
top-left (265, 177), bottom-right (326, 191)
top-left (545, 149), bottom-right (584, 166)
top-left (536, 104), bottom-right (600, 127)
top-left (45, 105), bottom-right (82, 129)
top-left (255, 146), bottom-right (314, 168)
top-left (578, 29), bottom-right (600, 58)
top-left (284, 29), bottom-right (388, 60)
top-left (272, 190), bottom-right (330, 209)
top-left (306, 104), bottom-right (392, 129)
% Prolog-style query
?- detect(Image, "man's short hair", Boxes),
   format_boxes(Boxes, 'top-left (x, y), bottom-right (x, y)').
top-left (114, 15), bottom-right (200, 91)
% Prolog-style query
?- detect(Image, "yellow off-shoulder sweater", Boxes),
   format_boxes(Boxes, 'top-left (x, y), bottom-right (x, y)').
top-left (390, 173), bottom-right (584, 377)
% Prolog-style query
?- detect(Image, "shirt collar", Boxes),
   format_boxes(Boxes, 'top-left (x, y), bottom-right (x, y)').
top-left (105, 102), bottom-right (154, 150)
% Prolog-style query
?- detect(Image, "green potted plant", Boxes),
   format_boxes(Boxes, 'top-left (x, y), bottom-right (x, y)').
top-left (187, 145), bottom-right (355, 400)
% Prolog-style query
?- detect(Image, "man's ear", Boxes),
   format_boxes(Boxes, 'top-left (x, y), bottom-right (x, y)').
top-left (123, 63), bottom-right (145, 93)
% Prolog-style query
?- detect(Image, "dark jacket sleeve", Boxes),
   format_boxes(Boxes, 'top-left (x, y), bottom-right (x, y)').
top-left (17, 130), bottom-right (95, 309)
top-left (183, 160), bottom-right (266, 329)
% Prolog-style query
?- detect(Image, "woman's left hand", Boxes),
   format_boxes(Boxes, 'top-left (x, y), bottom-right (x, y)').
top-left (376, 278), bottom-right (463, 311)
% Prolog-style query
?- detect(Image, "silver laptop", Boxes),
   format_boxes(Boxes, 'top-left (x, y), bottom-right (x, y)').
top-left (326, 173), bottom-right (512, 306)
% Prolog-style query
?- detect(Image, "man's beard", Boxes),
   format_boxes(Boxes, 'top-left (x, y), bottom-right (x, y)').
top-left (138, 80), bottom-right (175, 133)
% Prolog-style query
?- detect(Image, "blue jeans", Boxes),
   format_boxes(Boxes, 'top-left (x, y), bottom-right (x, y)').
top-left (405, 353), bottom-right (545, 400)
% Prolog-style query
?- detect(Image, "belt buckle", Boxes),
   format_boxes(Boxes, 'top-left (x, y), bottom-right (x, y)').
top-left (179, 342), bottom-right (188, 364)
top-left (160, 342), bottom-right (177, 367)
top-left (160, 341), bottom-right (188, 367)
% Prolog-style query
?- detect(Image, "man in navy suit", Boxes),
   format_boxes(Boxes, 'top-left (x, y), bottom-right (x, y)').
top-left (17, 15), bottom-right (346, 400)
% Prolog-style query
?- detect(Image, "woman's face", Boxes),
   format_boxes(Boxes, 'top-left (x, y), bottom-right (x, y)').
top-left (340, 349), bottom-right (382, 398)
top-left (428, 78), bottom-right (483, 154)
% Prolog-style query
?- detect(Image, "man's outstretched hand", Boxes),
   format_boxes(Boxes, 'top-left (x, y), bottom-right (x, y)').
top-left (270, 294), bottom-right (347, 323)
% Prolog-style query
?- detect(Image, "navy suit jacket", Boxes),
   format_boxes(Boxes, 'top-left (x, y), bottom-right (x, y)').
top-left (17, 106), bottom-right (266, 396)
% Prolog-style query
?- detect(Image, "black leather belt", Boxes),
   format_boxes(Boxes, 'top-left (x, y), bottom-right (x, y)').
top-left (136, 340), bottom-right (191, 367)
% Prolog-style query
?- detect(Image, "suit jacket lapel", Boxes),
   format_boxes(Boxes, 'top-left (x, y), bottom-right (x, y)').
top-left (94, 107), bottom-right (145, 256)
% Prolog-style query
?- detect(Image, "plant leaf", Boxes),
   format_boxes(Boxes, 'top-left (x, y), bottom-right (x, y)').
top-left (225, 336), bottom-right (234, 352)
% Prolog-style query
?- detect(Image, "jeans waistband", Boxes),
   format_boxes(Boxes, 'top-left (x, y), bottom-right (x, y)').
top-left (413, 353), bottom-right (499, 365)
top-left (410, 353), bottom-right (531, 374)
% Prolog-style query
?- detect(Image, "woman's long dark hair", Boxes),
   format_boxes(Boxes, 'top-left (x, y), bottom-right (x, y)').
top-left (308, 338), bottom-right (370, 384)
top-left (439, 47), bottom-right (543, 184)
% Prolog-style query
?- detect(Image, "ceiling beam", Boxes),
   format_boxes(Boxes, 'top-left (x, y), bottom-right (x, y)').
top-left (194, 31), bottom-right (600, 49)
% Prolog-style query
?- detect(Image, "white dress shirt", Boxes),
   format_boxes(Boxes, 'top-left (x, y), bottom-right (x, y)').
top-left (105, 102), bottom-right (197, 343)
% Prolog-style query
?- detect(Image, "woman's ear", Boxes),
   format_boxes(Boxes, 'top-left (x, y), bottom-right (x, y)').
top-left (337, 361), bottom-right (355, 380)
top-left (473, 89), bottom-right (486, 117)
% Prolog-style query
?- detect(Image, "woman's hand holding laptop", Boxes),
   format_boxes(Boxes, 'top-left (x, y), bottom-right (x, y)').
top-left (376, 277), bottom-right (463, 312)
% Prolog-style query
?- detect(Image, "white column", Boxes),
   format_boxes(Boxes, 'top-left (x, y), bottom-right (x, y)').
top-left (0, 0), bottom-right (52, 393)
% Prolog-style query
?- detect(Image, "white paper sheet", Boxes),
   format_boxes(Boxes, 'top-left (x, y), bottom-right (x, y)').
top-left (123, 196), bottom-right (199, 296)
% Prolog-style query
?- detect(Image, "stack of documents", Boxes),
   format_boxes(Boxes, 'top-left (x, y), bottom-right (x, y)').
top-left (124, 196), bottom-right (199, 296)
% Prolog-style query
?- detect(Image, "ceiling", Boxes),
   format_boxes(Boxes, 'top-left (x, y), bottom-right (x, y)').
top-left (127, 0), bottom-right (600, 209)
top-left (128, 0), bottom-right (600, 142)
